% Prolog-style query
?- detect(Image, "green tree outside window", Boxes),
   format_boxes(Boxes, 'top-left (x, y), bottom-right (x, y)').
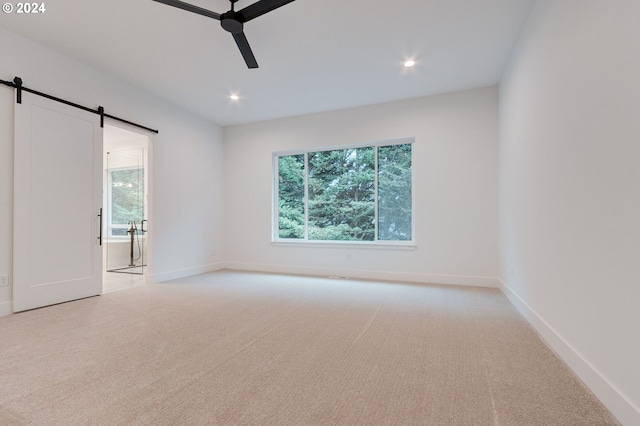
top-left (277, 142), bottom-right (412, 242)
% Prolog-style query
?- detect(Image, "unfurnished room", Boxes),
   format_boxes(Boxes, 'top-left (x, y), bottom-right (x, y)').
top-left (0, 0), bottom-right (638, 424)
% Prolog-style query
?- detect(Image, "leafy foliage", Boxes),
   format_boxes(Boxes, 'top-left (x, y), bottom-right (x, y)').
top-left (378, 144), bottom-right (412, 240)
top-left (278, 155), bottom-right (305, 238)
top-left (308, 147), bottom-right (375, 241)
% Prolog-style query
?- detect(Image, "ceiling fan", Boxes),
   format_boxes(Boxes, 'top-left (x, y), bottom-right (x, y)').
top-left (151, 0), bottom-right (296, 69)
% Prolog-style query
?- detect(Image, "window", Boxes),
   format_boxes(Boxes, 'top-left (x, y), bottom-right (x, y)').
top-left (109, 167), bottom-right (145, 237)
top-left (274, 139), bottom-right (413, 244)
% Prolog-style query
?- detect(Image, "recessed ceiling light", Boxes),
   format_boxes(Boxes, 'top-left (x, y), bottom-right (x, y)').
top-left (404, 60), bottom-right (416, 68)
top-left (229, 94), bottom-right (240, 101)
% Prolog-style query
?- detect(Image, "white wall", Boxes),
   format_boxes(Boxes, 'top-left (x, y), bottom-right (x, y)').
top-left (499, 1), bottom-right (640, 424)
top-left (0, 26), bottom-right (225, 314)
top-left (223, 87), bottom-right (499, 286)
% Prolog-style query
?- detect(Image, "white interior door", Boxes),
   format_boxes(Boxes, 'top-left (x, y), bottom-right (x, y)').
top-left (13, 93), bottom-right (103, 312)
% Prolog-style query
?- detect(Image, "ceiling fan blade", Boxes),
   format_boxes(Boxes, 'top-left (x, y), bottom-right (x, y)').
top-left (238, 0), bottom-right (296, 22)
top-left (150, 0), bottom-right (220, 20)
top-left (232, 32), bottom-right (259, 69)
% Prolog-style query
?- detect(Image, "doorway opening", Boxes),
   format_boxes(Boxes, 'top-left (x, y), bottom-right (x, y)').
top-left (103, 124), bottom-right (151, 293)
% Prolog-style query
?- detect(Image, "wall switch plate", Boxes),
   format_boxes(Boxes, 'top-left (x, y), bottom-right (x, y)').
top-left (0, 275), bottom-right (8, 287)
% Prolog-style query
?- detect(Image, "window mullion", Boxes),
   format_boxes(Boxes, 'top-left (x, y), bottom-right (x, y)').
top-left (374, 146), bottom-right (379, 241)
top-left (273, 155), bottom-right (278, 240)
top-left (304, 152), bottom-right (309, 241)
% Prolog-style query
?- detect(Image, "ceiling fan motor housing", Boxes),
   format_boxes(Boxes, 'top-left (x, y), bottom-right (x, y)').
top-left (221, 10), bottom-right (244, 34)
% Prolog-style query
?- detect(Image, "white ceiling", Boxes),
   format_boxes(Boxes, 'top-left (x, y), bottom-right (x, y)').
top-left (0, 0), bottom-right (534, 127)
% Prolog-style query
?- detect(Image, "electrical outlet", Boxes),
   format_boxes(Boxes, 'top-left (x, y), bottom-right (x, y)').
top-left (0, 275), bottom-right (8, 287)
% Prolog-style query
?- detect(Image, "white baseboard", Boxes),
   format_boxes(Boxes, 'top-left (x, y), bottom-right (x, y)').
top-left (0, 301), bottom-right (12, 317)
top-left (0, 262), bottom-right (227, 315)
top-left (149, 262), bottom-right (226, 283)
top-left (498, 279), bottom-right (640, 426)
top-left (224, 262), bottom-right (498, 288)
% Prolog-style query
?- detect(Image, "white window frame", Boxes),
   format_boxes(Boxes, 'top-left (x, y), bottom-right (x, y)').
top-left (272, 137), bottom-right (416, 249)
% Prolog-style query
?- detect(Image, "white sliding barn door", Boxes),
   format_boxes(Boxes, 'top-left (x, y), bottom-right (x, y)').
top-left (13, 93), bottom-right (103, 312)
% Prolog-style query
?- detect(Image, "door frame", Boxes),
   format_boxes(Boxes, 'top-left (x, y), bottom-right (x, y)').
top-left (102, 120), bottom-right (153, 284)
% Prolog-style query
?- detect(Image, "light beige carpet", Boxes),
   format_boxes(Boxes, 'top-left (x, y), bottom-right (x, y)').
top-left (0, 270), bottom-right (618, 425)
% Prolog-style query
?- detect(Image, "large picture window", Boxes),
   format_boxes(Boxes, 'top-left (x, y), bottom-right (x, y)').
top-left (274, 139), bottom-right (413, 244)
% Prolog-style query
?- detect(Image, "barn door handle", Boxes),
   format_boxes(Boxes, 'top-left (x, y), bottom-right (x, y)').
top-left (98, 208), bottom-right (103, 246)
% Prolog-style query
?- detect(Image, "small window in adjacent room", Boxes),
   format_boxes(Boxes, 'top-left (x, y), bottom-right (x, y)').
top-left (274, 139), bottom-right (413, 245)
top-left (109, 167), bottom-right (144, 237)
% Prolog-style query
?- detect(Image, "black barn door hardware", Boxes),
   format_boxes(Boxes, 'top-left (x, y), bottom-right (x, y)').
top-left (0, 76), bottom-right (159, 134)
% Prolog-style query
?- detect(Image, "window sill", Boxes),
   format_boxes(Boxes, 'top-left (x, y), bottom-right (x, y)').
top-left (271, 240), bottom-right (416, 251)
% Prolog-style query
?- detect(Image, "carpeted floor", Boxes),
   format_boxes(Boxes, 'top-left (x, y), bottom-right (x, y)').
top-left (0, 270), bottom-right (618, 425)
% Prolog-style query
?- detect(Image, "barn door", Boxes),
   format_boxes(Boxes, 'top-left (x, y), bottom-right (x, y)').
top-left (13, 92), bottom-right (103, 312)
